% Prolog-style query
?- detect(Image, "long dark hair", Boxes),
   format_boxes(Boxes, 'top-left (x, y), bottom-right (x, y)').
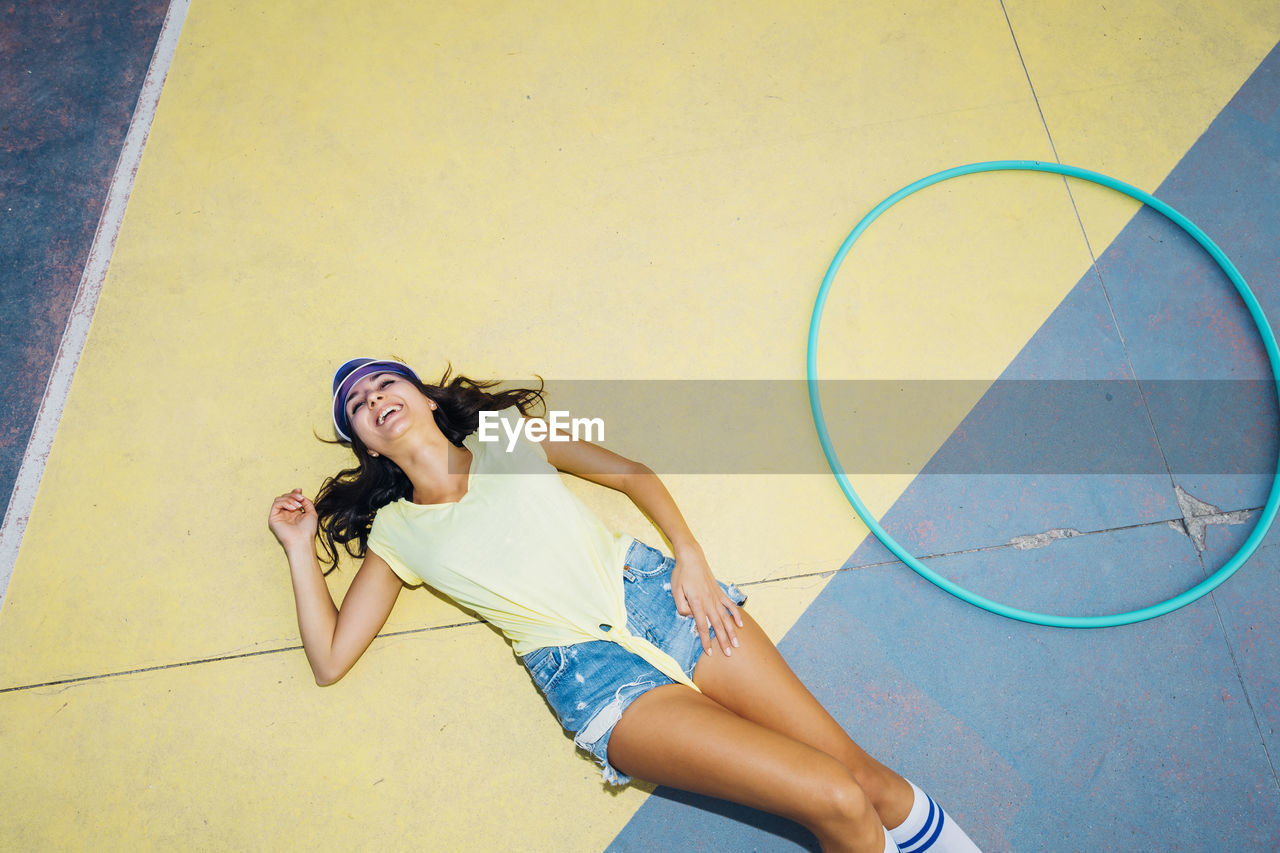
top-left (313, 364), bottom-right (545, 573)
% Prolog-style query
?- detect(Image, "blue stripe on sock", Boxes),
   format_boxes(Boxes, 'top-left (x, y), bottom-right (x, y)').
top-left (899, 794), bottom-right (937, 852)
top-left (919, 806), bottom-right (945, 851)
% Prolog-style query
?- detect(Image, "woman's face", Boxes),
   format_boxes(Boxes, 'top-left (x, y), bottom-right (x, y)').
top-left (343, 372), bottom-right (435, 453)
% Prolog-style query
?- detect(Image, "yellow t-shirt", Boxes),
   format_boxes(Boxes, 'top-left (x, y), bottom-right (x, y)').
top-left (366, 406), bottom-right (698, 690)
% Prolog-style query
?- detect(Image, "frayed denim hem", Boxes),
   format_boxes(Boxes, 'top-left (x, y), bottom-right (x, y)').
top-left (573, 677), bottom-right (658, 786)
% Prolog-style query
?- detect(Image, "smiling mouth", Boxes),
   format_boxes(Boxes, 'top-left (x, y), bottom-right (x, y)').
top-left (376, 405), bottom-right (403, 426)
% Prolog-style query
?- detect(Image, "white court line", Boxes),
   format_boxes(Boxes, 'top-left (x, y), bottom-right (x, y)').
top-left (0, 0), bottom-right (192, 607)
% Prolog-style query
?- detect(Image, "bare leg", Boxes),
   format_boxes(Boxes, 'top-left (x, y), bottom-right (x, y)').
top-left (692, 609), bottom-right (914, 828)
top-left (607, 684), bottom-right (888, 853)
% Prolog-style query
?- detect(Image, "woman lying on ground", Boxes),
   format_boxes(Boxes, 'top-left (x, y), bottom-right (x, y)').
top-left (267, 358), bottom-right (982, 853)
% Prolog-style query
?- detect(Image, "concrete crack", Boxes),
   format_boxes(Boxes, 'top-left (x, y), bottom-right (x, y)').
top-left (1166, 484), bottom-right (1252, 552)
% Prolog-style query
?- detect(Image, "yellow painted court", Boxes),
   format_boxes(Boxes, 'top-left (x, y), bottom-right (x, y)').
top-left (3, 1), bottom-right (1279, 849)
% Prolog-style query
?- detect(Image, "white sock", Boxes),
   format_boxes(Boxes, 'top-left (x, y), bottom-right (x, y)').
top-left (888, 780), bottom-right (982, 853)
top-left (883, 824), bottom-right (901, 851)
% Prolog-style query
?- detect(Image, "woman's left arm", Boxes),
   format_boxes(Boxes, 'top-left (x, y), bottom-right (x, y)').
top-left (537, 428), bottom-right (742, 657)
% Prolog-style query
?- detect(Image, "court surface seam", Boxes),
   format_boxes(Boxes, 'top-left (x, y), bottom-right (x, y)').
top-left (3, 510), bottom-right (1266, 697)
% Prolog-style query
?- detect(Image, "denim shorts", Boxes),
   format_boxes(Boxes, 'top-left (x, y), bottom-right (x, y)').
top-left (520, 539), bottom-right (747, 786)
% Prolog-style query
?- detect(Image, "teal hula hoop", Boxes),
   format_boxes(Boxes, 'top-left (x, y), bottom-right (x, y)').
top-left (806, 160), bottom-right (1280, 627)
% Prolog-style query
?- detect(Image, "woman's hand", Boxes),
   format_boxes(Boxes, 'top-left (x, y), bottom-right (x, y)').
top-left (267, 488), bottom-right (402, 685)
top-left (268, 488), bottom-right (318, 552)
top-left (670, 543), bottom-right (743, 658)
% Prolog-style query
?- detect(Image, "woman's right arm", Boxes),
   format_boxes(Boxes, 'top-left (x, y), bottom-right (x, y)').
top-left (268, 489), bottom-right (403, 686)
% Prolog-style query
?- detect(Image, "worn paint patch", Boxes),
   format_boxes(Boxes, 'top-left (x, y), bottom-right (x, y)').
top-left (1008, 527), bottom-right (1083, 550)
top-left (1166, 484), bottom-right (1252, 552)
